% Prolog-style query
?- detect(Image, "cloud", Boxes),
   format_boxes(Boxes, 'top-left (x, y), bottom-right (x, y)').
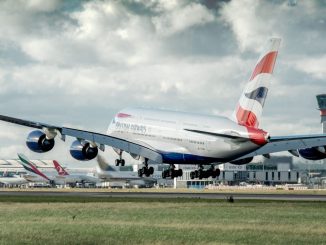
top-left (291, 55), bottom-right (326, 80)
top-left (220, 0), bottom-right (326, 53)
top-left (0, 0), bottom-right (325, 164)
top-left (152, 2), bottom-right (215, 36)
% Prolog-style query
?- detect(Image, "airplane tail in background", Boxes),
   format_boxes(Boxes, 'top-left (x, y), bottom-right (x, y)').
top-left (96, 155), bottom-right (116, 172)
top-left (53, 160), bottom-right (69, 176)
top-left (232, 38), bottom-right (281, 128)
top-left (17, 153), bottom-right (50, 181)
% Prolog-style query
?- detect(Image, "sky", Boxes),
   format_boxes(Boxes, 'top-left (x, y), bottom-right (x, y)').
top-left (0, 0), bottom-right (325, 166)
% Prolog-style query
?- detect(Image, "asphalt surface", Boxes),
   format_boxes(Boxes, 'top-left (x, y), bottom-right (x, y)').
top-left (0, 191), bottom-right (326, 201)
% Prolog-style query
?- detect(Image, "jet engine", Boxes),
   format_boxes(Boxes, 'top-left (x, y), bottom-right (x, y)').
top-left (230, 157), bottom-right (254, 165)
top-left (70, 140), bottom-right (98, 161)
top-left (26, 130), bottom-right (55, 153)
top-left (298, 147), bottom-right (326, 160)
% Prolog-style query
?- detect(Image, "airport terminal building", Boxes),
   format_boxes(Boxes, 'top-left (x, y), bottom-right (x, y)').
top-left (175, 156), bottom-right (300, 188)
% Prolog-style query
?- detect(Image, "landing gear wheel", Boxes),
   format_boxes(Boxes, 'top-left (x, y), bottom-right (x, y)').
top-left (120, 159), bottom-right (125, 166)
top-left (196, 170), bottom-right (200, 178)
top-left (161, 164), bottom-right (183, 179)
top-left (144, 167), bottom-right (151, 177)
top-left (211, 170), bottom-right (217, 178)
top-left (190, 171), bottom-right (195, 180)
top-left (115, 159), bottom-right (120, 166)
top-left (214, 168), bottom-right (220, 178)
top-left (138, 169), bottom-right (143, 177)
top-left (177, 169), bottom-right (183, 177)
top-left (162, 171), bottom-right (166, 179)
top-left (198, 169), bottom-right (203, 179)
top-left (139, 159), bottom-right (155, 177)
top-left (149, 166), bottom-right (154, 175)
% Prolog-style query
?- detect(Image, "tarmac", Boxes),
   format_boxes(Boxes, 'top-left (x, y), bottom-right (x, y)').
top-left (0, 190), bottom-right (326, 201)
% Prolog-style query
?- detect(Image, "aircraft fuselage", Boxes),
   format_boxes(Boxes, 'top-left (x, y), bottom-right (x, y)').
top-left (107, 107), bottom-right (268, 165)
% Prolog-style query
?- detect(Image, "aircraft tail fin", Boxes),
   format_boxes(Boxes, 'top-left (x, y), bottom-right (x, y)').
top-left (17, 153), bottom-right (50, 181)
top-left (232, 38), bottom-right (281, 128)
top-left (53, 160), bottom-right (69, 176)
top-left (96, 155), bottom-right (116, 172)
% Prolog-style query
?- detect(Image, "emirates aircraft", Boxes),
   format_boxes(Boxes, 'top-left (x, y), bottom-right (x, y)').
top-left (18, 153), bottom-right (98, 185)
top-left (1, 38), bottom-right (326, 179)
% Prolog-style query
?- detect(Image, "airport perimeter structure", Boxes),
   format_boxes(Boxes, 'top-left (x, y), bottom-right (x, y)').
top-left (316, 94), bottom-right (326, 133)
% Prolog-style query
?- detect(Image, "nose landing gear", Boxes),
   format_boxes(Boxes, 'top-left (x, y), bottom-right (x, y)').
top-left (115, 151), bottom-right (125, 166)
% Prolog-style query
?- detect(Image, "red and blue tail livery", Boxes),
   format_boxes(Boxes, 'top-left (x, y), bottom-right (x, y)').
top-left (233, 38), bottom-right (280, 128)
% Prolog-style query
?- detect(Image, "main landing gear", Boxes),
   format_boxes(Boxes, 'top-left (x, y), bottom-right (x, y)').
top-left (162, 164), bottom-right (183, 179)
top-left (190, 165), bottom-right (220, 180)
top-left (138, 159), bottom-right (154, 177)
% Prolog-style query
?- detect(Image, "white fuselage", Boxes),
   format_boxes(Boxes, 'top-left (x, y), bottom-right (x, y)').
top-left (24, 173), bottom-right (97, 185)
top-left (0, 176), bottom-right (28, 185)
top-left (96, 166), bottom-right (156, 185)
top-left (107, 108), bottom-right (267, 165)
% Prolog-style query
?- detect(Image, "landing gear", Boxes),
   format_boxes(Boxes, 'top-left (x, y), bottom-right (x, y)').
top-left (115, 151), bottom-right (125, 166)
top-left (162, 165), bottom-right (183, 179)
top-left (138, 159), bottom-right (154, 177)
top-left (115, 159), bottom-right (125, 166)
top-left (190, 165), bottom-right (220, 179)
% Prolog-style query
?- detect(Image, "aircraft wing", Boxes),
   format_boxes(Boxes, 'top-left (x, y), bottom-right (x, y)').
top-left (0, 115), bottom-right (163, 164)
top-left (236, 134), bottom-right (326, 159)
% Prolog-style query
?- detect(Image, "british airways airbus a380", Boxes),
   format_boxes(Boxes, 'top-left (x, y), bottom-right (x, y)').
top-left (1, 38), bottom-right (326, 179)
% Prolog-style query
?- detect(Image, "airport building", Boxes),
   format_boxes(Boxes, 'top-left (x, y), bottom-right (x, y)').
top-left (175, 156), bottom-right (300, 188)
top-left (0, 159), bottom-right (53, 176)
top-left (316, 94), bottom-right (326, 133)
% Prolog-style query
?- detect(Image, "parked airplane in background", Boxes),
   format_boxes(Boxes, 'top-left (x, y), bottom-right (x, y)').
top-left (18, 154), bottom-right (97, 186)
top-left (18, 153), bottom-right (52, 183)
top-left (96, 155), bottom-right (156, 187)
top-left (53, 159), bottom-right (99, 185)
top-left (1, 38), bottom-right (326, 179)
top-left (0, 175), bottom-right (28, 186)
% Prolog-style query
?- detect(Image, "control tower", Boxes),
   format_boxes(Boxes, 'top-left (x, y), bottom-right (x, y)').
top-left (316, 94), bottom-right (326, 133)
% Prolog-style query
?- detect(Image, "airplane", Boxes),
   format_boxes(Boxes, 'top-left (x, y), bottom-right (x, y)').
top-left (17, 153), bottom-right (52, 184)
top-left (1, 37), bottom-right (326, 180)
top-left (17, 153), bottom-right (96, 186)
top-left (53, 159), bottom-right (99, 185)
top-left (96, 155), bottom-right (157, 187)
top-left (0, 175), bottom-right (28, 186)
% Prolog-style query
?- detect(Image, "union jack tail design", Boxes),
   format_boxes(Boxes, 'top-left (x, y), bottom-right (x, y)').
top-left (53, 160), bottom-right (69, 176)
top-left (232, 38), bottom-right (281, 128)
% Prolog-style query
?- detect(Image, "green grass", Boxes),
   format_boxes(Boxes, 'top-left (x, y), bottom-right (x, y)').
top-left (0, 196), bottom-right (325, 245)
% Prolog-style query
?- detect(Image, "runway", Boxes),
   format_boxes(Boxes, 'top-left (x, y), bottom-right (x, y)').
top-left (0, 191), bottom-right (326, 201)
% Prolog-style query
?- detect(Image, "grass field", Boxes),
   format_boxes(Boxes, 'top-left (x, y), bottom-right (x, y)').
top-left (0, 196), bottom-right (325, 245)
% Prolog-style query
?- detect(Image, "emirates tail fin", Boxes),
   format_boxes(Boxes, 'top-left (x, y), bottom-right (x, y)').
top-left (17, 153), bottom-right (50, 181)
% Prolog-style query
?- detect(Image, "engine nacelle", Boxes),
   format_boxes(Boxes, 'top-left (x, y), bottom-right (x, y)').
top-left (230, 157), bottom-right (254, 165)
top-left (298, 147), bottom-right (326, 160)
top-left (70, 140), bottom-right (98, 161)
top-left (26, 130), bottom-right (55, 153)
